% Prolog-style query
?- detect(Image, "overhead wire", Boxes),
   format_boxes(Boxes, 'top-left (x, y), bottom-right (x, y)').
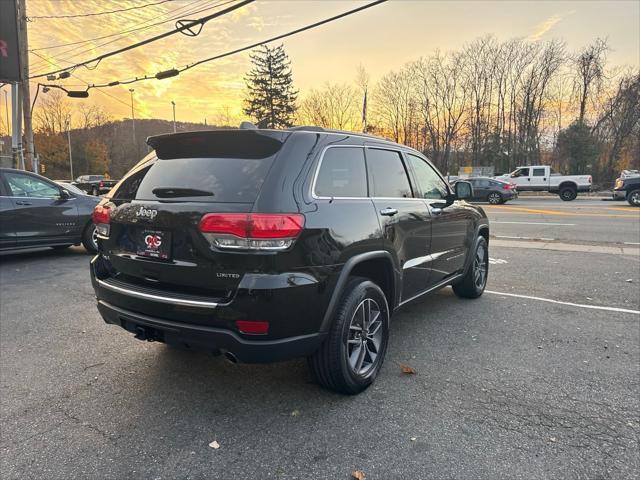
top-left (28, 0), bottom-right (174, 20)
top-left (29, 0), bottom-right (215, 56)
top-left (30, 51), bottom-right (147, 117)
top-left (28, 0), bottom-right (215, 71)
top-left (29, 0), bottom-right (251, 78)
top-left (87, 0), bottom-right (388, 90)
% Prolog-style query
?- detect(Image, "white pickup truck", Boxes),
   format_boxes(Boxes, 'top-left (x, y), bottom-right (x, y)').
top-left (496, 165), bottom-right (592, 201)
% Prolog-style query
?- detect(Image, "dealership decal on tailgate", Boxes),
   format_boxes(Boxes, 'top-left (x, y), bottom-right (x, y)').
top-left (137, 229), bottom-right (171, 259)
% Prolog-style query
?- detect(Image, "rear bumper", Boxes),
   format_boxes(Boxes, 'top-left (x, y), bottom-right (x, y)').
top-left (90, 255), bottom-right (333, 362)
top-left (96, 300), bottom-right (326, 362)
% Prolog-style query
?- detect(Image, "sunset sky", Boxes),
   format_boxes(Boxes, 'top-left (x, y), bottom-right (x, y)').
top-left (17, 0), bottom-right (640, 126)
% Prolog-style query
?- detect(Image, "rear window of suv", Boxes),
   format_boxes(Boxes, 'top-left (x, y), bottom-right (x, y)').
top-left (114, 156), bottom-right (276, 202)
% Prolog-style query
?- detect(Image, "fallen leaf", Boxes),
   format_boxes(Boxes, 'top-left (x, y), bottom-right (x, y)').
top-left (410, 437), bottom-right (417, 441)
top-left (209, 440), bottom-right (220, 449)
top-left (352, 470), bottom-right (366, 480)
top-left (549, 437), bottom-right (557, 443)
top-left (400, 364), bottom-right (416, 374)
top-left (291, 409), bottom-right (300, 417)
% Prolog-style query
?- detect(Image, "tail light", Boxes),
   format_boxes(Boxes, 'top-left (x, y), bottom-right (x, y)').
top-left (502, 183), bottom-right (513, 190)
top-left (199, 213), bottom-right (305, 251)
top-left (588, 176), bottom-right (592, 184)
top-left (92, 205), bottom-right (111, 237)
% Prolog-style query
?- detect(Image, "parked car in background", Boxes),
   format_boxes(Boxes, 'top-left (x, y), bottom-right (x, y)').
top-left (0, 168), bottom-right (99, 252)
top-left (55, 180), bottom-right (91, 196)
top-left (73, 175), bottom-right (118, 196)
top-left (90, 126), bottom-right (489, 394)
top-left (612, 170), bottom-right (640, 201)
top-left (454, 177), bottom-right (517, 204)
top-left (495, 165), bottom-right (592, 201)
top-left (614, 175), bottom-right (640, 206)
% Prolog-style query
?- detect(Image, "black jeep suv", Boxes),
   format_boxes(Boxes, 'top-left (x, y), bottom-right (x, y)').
top-left (90, 126), bottom-right (489, 394)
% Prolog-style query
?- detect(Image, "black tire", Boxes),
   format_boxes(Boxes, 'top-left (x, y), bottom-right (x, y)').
top-left (91, 186), bottom-right (99, 196)
top-left (309, 276), bottom-right (389, 395)
top-left (487, 192), bottom-right (503, 205)
top-left (453, 236), bottom-right (488, 299)
top-left (627, 189), bottom-right (640, 207)
top-left (82, 223), bottom-right (98, 253)
top-left (559, 186), bottom-right (577, 201)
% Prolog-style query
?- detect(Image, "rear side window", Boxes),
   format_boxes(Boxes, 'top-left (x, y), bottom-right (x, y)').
top-left (533, 168), bottom-right (546, 176)
top-left (114, 155), bottom-right (276, 202)
top-left (366, 149), bottom-right (413, 198)
top-left (314, 147), bottom-right (367, 198)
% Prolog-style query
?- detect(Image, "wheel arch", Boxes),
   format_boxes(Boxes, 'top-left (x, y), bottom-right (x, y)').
top-left (462, 223), bottom-right (490, 276)
top-left (320, 251), bottom-right (397, 332)
top-left (558, 181), bottom-right (578, 191)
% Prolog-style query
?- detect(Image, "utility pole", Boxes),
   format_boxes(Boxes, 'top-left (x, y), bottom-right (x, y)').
top-left (11, 83), bottom-right (24, 169)
top-left (66, 118), bottom-right (73, 180)
top-left (17, 0), bottom-right (35, 172)
top-left (3, 90), bottom-right (9, 138)
top-left (171, 100), bottom-right (176, 132)
top-left (129, 88), bottom-right (136, 154)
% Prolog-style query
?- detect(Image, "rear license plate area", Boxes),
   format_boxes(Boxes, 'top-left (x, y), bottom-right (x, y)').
top-left (135, 228), bottom-right (172, 259)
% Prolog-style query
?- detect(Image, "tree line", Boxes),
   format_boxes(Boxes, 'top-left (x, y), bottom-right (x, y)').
top-left (246, 39), bottom-right (638, 183)
top-left (6, 35), bottom-right (637, 184)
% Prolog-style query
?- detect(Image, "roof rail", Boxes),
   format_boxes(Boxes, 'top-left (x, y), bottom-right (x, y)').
top-left (287, 126), bottom-right (325, 132)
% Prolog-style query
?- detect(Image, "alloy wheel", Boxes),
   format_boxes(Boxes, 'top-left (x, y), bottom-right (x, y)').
top-left (473, 243), bottom-right (488, 289)
top-left (346, 298), bottom-right (383, 376)
top-left (91, 225), bottom-right (99, 250)
top-left (488, 193), bottom-right (501, 204)
top-left (630, 191), bottom-right (640, 206)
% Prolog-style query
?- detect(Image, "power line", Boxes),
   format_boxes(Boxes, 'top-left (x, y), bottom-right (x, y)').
top-left (30, 51), bottom-right (146, 117)
top-left (30, 0), bottom-right (254, 79)
top-left (29, 0), bottom-right (232, 72)
top-left (28, 0), bottom-right (174, 20)
top-left (87, 0), bottom-right (387, 90)
top-left (30, 0), bottom-right (212, 53)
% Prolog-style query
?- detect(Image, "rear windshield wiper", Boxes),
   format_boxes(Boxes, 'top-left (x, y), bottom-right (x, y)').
top-left (152, 187), bottom-right (214, 198)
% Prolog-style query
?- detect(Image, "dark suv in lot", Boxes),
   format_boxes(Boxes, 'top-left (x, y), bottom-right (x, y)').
top-left (90, 126), bottom-right (489, 394)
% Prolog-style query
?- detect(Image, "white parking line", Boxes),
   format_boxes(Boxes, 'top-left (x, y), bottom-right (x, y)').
top-left (495, 235), bottom-right (555, 241)
top-left (485, 290), bottom-right (640, 315)
top-left (491, 221), bottom-right (576, 226)
top-left (624, 242), bottom-right (640, 246)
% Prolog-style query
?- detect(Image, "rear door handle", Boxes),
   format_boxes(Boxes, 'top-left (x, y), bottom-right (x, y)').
top-left (15, 201), bottom-right (32, 205)
top-left (379, 207), bottom-right (398, 217)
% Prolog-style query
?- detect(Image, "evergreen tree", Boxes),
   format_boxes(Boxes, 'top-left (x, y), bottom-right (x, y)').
top-left (243, 44), bottom-right (297, 128)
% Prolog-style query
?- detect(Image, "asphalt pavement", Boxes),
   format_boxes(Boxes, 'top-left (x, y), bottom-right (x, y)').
top-left (1, 197), bottom-right (639, 479)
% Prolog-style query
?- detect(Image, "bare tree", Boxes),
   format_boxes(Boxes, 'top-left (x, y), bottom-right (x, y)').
top-left (413, 51), bottom-right (468, 172)
top-left (33, 90), bottom-right (72, 134)
top-left (374, 66), bottom-right (417, 145)
top-left (573, 38), bottom-right (609, 124)
top-left (299, 83), bottom-right (360, 130)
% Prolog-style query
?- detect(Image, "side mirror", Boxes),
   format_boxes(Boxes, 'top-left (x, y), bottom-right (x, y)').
top-left (59, 189), bottom-right (72, 200)
top-left (454, 181), bottom-right (473, 200)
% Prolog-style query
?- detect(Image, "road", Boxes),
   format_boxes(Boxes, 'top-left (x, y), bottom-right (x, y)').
top-left (484, 196), bottom-right (640, 245)
top-left (1, 198), bottom-right (639, 479)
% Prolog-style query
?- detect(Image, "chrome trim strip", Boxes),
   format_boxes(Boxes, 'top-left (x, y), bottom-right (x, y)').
top-left (403, 255), bottom-right (432, 270)
top-left (97, 279), bottom-right (219, 308)
top-left (402, 249), bottom-right (457, 270)
top-left (398, 273), bottom-right (463, 307)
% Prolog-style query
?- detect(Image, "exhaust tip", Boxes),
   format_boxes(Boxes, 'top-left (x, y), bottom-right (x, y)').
top-left (223, 351), bottom-right (238, 364)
